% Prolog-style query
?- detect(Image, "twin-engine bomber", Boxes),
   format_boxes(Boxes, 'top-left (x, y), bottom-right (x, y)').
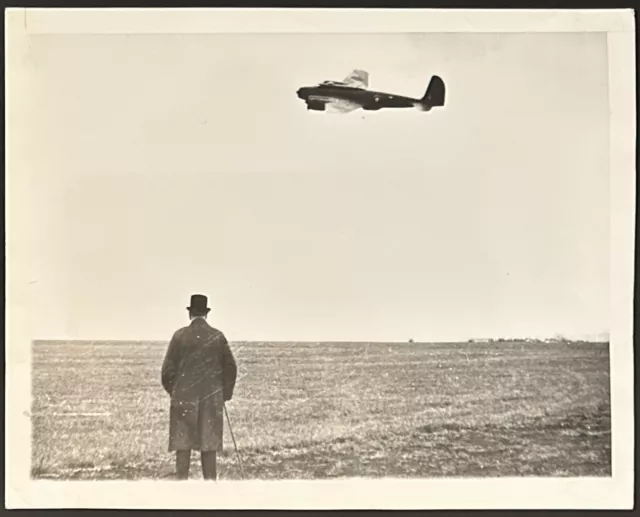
top-left (296, 70), bottom-right (446, 114)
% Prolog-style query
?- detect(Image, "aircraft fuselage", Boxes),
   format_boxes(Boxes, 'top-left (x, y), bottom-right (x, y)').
top-left (296, 84), bottom-right (420, 110)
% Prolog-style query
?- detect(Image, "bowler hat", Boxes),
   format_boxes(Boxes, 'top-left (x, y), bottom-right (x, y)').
top-left (187, 294), bottom-right (210, 313)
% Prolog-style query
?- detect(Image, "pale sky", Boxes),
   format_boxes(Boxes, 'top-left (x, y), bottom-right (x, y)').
top-left (24, 32), bottom-right (610, 342)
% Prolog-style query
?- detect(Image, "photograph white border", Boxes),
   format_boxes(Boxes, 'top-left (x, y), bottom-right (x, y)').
top-left (5, 8), bottom-right (635, 509)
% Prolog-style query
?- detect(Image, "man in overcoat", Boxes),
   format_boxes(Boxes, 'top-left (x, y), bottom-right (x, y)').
top-left (161, 294), bottom-right (237, 480)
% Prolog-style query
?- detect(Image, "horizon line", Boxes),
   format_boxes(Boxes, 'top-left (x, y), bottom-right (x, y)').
top-left (32, 336), bottom-right (611, 344)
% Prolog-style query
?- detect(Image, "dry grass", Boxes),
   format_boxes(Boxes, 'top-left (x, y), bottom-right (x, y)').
top-left (31, 340), bottom-right (611, 479)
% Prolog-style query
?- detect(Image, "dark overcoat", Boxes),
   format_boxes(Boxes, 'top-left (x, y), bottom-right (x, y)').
top-left (161, 318), bottom-right (237, 452)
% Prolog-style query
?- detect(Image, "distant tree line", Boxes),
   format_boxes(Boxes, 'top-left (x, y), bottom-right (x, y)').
top-left (466, 336), bottom-right (605, 344)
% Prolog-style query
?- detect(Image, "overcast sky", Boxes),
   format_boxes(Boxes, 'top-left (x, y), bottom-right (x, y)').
top-left (24, 31), bottom-right (609, 342)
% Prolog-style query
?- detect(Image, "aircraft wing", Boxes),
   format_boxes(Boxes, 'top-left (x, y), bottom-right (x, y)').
top-left (326, 98), bottom-right (362, 114)
top-left (342, 69), bottom-right (369, 89)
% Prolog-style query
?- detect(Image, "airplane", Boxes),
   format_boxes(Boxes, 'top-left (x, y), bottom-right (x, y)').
top-left (296, 69), bottom-right (446, 114)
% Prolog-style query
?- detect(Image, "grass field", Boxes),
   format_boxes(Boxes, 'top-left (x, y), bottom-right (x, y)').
top-left (31, 340), bottom-right (611, 480)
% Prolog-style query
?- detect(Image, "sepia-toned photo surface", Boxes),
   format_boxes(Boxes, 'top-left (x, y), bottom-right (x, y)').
top-left (5, 8), bottom-right (635, 510)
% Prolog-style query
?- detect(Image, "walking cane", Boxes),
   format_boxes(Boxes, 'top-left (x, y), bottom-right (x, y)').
top-left (224, 403), bottom-right (245, 479)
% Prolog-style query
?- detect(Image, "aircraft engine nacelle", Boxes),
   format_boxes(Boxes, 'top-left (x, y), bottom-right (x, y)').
top-left (306, 100), bottom-right (326, 111)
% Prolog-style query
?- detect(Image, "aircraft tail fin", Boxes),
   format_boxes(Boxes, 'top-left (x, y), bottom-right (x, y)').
top-left (420, 75), bottom-right (445, 107)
